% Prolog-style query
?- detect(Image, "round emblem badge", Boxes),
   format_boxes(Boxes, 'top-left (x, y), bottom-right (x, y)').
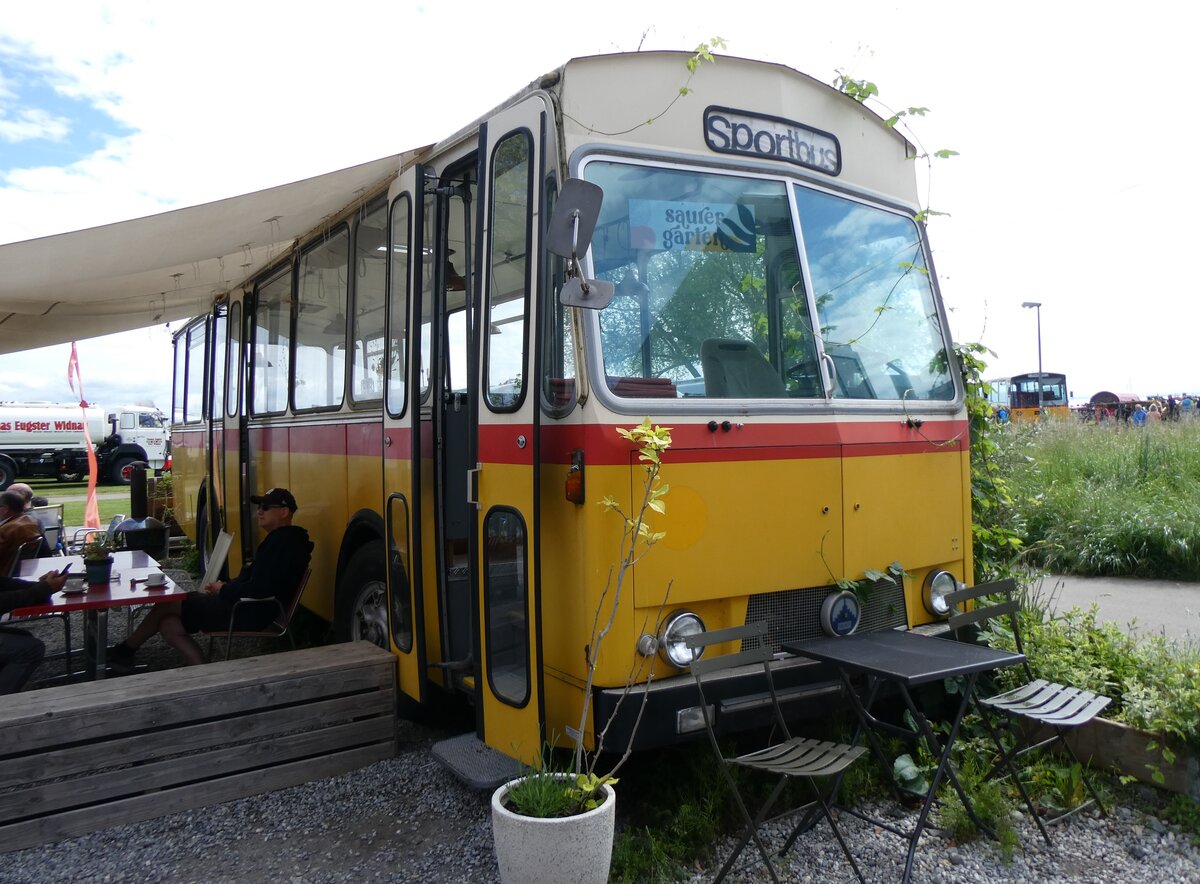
top-left (820, 589), bottom-right (861, 637)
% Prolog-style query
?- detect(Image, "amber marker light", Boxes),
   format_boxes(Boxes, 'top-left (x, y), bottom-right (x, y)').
top-left (565, 450), bottom-right (585, 504)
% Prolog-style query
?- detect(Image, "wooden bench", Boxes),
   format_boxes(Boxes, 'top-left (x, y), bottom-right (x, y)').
top-left (0, 641), bottom-right (397, 852)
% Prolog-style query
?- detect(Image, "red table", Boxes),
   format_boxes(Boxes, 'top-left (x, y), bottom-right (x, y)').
top-left (13, 550), bottom-right (187, 679)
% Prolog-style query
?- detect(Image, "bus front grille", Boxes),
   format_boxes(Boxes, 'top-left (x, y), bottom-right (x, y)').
top-left (744, 577), bottom-right (908, 653)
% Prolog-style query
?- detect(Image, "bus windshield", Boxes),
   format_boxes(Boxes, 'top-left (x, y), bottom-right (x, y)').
top-left (583, 160), bottom-right (954, 402)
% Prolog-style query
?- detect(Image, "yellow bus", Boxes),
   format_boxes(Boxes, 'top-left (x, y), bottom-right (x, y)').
top-left (1008, 372), bottom-right (1070, 421)
top-left (170, 51), bottom-right (971, 773)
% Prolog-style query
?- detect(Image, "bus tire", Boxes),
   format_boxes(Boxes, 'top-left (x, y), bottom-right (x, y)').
top-left (110, 455), bottom-right (138, 485)
top-left (336, 540), bottom-right (389, 649)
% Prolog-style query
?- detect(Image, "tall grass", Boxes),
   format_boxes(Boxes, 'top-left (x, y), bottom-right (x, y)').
top-left (999, 419), bottom-right (1200, 579)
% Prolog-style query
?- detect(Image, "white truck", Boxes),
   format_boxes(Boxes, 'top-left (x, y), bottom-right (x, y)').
top-left (0, 402), bottom-right (169, 490)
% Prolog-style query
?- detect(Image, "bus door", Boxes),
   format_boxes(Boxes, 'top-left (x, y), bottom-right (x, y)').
top-left (410, 155), bottom-right (476, 698)
top-left (209, 301), bottom-right (233, 569)
top-left (219, 292), bottom-right (247, 573)
top-left (383, 175), bottom-right (426, 703)
top-left (470, 96), bottom-right (548, 763)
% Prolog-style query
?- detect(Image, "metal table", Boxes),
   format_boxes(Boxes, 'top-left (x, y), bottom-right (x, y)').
top-left (13, 550), bottom-right (185, 679)
top-left (784, 629), bottom-right (1025, 883)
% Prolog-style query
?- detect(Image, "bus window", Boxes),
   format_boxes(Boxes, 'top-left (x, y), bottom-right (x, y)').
top-left (583, 161), bottom-right (820, 399)
top-left (172, 329), bottom-right (187, 424)
top-left (225, 301), bottom-right (242, 419)
top-left (485, 131), bottom-right (533, 411)
top-left (251, 270), bottom-right (291, 416)
top-left (295, 226), bottom-right (349, 411)
top-left (795, 186), bottom-right (954, 401)
top-left (385, 194), bottom-right (411, 417)
top-left (352, 200), bottom-right (388, 405)
top-left (185, 322), bottom-right (206, 422)
top-left (484, 507), bottom-right (529, 705)
top-left (540, 180), bottom-right (577, 415)
top-left (209, 311), bottom-right (226, 422)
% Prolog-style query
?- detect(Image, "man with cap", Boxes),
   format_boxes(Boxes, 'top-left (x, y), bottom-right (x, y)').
top-left (110, 488), bottom-right (312, 669)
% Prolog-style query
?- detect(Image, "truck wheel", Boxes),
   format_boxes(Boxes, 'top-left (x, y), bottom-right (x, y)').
top-left (335, 541), bottom-right (389, 648)
top-left (110, 456), bottom-right (138, 485)
top-left (0, 457), bottom-right (15, 492)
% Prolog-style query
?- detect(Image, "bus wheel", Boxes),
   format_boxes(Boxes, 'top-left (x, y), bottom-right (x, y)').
top-left (336, 541), bottom-right (389, 648)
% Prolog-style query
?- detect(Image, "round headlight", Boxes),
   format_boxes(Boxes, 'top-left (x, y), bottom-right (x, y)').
top-left (658, 611), bottom-right (705, 668)
top-left (923, 570), bottom-right (958, 617)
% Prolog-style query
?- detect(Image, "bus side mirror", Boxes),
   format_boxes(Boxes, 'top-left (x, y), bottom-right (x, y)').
top-left (546, 178), bottom-right (615, 310)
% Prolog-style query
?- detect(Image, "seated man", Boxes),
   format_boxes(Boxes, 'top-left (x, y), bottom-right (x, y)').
top-left (0, 569), bottom-right (68, 693)
top-left (110, 488), bottom-right (312, 668)
top-left (0, 490), bottom-right (44, 574)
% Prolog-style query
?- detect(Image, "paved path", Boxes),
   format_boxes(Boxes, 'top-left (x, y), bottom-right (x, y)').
top-left (1042, 573), bottom-right (1200, 645)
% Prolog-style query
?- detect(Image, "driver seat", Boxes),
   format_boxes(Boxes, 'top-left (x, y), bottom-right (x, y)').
top-left (701, 339), bottom-right (785, 398)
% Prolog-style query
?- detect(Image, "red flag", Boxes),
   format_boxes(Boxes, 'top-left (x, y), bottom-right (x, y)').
top-left (67, 342), bottom-right (100, 529)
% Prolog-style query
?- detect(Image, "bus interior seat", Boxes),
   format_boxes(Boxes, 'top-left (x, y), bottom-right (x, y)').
top-left (700, 339), bottom-right (785, 398)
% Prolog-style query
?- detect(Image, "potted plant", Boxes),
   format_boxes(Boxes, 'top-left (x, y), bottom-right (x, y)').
top-left (490, 419), bottom-right (672, 884)
top-left (82, 534), bottom-right (115, 585)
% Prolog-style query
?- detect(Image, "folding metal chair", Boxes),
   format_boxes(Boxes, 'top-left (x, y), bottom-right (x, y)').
top-left (946, 577), bottom-right (1111, 845)
top-left (685, 622), bottom-right (866, 884)
top-left (3, 539), bottom-right (73, 674)
top-left (204, 568), bottom-right (311, 661)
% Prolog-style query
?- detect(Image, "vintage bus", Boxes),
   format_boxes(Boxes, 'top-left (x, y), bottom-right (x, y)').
top-left (1008, 371), bottom-right (1070, 420)
top-left (170, 51), bottom-right (971, 774)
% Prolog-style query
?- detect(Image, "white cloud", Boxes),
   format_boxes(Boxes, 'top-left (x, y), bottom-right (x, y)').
top-left (0, 107), bottom-right (71, 142)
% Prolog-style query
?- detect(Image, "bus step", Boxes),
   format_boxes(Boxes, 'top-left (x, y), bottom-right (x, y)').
top-left (431, 732), bottom-right (522, 790)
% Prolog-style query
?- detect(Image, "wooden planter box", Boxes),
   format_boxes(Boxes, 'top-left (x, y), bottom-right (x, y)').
top-left (1030, 717), bottom-right (1200, 800)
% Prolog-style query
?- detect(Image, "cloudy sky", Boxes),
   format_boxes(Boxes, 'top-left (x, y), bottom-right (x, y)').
top-left (0, 1), bottom-right (1196, 410)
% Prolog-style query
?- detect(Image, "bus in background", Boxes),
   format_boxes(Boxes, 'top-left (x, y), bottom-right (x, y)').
top-left (1009, 372), bottom-right (1070, 420)
top-left (984, 377), bottom-right (1011, 422)
top-left (169, 51), bottom-right (971, 775)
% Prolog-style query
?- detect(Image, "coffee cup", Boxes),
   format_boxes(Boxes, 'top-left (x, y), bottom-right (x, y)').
top-left (145, 572), bottom-right (166, 587)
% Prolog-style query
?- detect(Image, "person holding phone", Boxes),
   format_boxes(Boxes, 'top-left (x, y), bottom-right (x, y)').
top-left (0, 568), bottom-right (68, 693)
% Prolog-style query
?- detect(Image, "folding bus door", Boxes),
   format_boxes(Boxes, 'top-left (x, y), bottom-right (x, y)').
top-left (472, 95), bottom-right (548, 764)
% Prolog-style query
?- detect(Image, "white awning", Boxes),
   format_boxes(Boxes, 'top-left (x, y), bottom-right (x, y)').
top-left (0, 151), bottom-right (421, 354)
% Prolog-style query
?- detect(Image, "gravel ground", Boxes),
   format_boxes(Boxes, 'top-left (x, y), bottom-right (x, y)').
top-left (7, 574), bottom-right (1200, 882)
top-left (3, 733), bottom-right (1198, 883)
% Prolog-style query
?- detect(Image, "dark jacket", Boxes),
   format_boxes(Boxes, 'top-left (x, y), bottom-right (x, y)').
top-left (217, 525), bottom-right (313, 608)
top-left (0, 576), bottom-right (52, 617)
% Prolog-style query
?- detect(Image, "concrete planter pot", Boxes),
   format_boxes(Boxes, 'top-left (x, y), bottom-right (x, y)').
top-left (491, 775), bottom-right (616, 884)
top-left (1028, 716), bottom-right (1200, 800)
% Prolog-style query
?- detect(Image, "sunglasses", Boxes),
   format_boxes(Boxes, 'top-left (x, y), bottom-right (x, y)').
top-left (257, 504), bottom-right (286, 512)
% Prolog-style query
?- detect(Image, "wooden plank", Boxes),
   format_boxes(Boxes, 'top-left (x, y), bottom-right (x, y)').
top-left (4, 663), bottom-right (394, 754)
top-left (0, 689), bottom-right (394, 789)
top-left (0, 742), bottom-right (393, 853)
top-left (1, 642), bottom-right (395, 722)
top-left (2, 717), bottom-right (395, 822)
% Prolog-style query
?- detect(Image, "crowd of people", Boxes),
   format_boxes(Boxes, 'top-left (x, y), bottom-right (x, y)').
top-left (0, 482), bottom-right (311, 694)
top-left (1086, 393), bottom-right (1197, 425)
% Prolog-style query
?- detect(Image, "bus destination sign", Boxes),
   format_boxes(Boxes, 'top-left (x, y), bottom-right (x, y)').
top-left (704, 106), bottom-right (841, 176)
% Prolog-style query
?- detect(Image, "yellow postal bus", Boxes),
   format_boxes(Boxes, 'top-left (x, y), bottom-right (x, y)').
top-left (170, 51), bottom-right (970, 773)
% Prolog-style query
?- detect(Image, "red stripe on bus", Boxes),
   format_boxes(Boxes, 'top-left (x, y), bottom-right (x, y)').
top-left (174, 418), bottom-right (966, 464)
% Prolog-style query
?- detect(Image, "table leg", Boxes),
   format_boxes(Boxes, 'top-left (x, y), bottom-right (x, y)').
top-left (83, 610), bottom-right (110, 680)
top-left (897, 674), bottom-right (996, 882)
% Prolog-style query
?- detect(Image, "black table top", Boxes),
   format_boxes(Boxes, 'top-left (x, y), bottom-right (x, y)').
top-left (783, 629), bottom-right (1025, 686)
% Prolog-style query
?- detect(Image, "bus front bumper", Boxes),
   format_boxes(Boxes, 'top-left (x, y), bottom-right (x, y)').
top-left (592, 653), bottom-right (842, 752)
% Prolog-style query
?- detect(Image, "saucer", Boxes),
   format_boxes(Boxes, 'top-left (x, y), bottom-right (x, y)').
top-left (60, 585), bottom-right (88, 595)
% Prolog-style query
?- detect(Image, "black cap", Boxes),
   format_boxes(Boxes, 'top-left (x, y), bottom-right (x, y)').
top-left (249, 488), bottom-right (298, 512)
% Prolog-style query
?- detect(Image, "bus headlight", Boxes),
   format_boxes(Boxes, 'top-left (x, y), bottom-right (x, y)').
top-left (923, 570), bottom-right (958, 617)
top-left (658, 611), bottom-right (705, 668)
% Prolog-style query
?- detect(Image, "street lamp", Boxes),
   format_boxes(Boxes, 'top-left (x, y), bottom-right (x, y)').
top-left (1022, 301), bottom-right (1043, 415)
